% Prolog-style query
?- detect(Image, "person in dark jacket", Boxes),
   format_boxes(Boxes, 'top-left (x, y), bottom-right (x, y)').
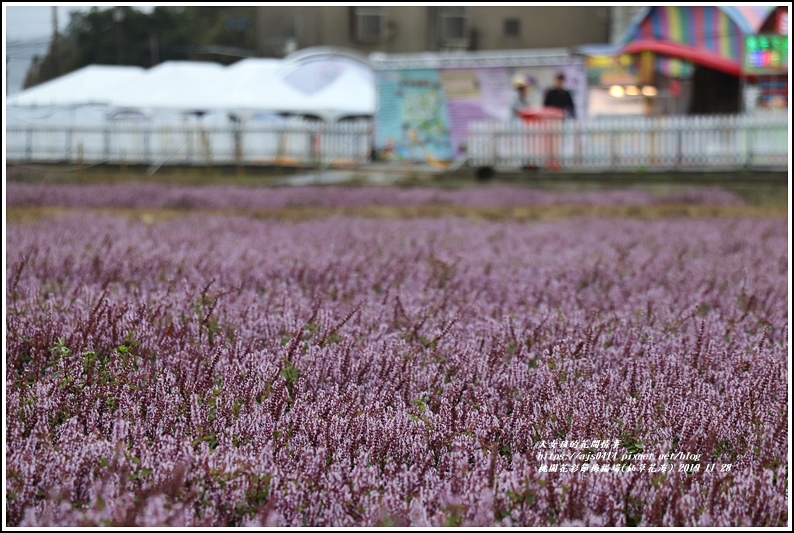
top-left (544, 73), bottom-right (576, 119)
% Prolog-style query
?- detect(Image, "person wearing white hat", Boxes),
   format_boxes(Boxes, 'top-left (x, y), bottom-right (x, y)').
top-left (511, 74), bottom-right (530, 120)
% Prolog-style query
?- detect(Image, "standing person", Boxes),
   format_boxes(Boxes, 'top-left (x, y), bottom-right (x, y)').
top-left (510, 74), bottom-right (540, 170)
top-left (510, 74), bottom-right (531, 120)
top-left (544, 72), bottom-right (576, 119)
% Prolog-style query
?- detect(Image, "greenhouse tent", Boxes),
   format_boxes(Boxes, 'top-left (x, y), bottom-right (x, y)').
top-left (7, 48), bottom-right (377, 122)
top-left (108, 61), bottom-right (229, 113)
top-left (5, 65), bottom-right (146, 107)
top-left (219, 54), bottom-right (377, 121)
top-left (212, 58), bottom-right (313, 118)
top-left (284, 56), bottom-right (376, 121)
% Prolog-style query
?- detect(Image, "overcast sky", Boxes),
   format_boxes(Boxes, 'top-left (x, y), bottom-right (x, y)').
top-left (3, 4), bottom-right (155, 94)
top-left (4, 4), bottom-right (155, 42)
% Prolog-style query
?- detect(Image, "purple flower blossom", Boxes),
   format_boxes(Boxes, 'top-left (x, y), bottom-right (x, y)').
top-left (5, 196), bottom-right (786, 526)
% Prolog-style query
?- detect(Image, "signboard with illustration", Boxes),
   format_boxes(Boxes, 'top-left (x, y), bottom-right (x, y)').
top-left (585, 54), bottom-right (637, 86)
top-left (744, 34), bottom-right (789, 74)
top-left (374, 63), bottom-right (586, 164)
top-left (376, 69), bottom-right (455, 164)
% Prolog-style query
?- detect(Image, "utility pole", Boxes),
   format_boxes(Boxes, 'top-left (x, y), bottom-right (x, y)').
top-left (114, 7), bottom-right (125, 65)
top-left (150, 34), bottom-right (160, 66)
top-left (52, 6), bottom-right (61, 76)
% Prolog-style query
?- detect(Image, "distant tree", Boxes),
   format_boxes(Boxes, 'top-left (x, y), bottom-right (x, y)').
top-left (23, 6), bottom-right (257, 89)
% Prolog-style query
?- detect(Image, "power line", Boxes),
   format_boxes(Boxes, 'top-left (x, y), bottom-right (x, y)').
top-left (6, 39), bottom-right (52, 51)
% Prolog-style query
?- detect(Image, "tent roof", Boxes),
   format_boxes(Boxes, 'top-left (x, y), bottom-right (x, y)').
top-left (720, 6), bottom-right (778, 34)
top-left (616, 6), bottom-right (780, 77)
top-left (6, 65), bottom-right (146, 107)
top-left (210, 58), bottom-right (312, 115)
top-left (109, 61), bottom-right (228, 111)
top-left (303, 64), bottom-right (376, 121)
top-left (6, 49), bottom-right (376, 120)
top-left (278, 55), bottom-right (376, 120)
top-left (201, 56), bottom-right (376, 120)
top-left (618, 6), bottom-right (778, 46)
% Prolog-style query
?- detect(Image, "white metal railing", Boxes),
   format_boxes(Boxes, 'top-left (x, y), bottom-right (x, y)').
top-left (6, 112), bottom-right (788, 172)
top-left (467, 113), bottom-right (789, 171)
top-left (5, 118), bottom-right (372, 168)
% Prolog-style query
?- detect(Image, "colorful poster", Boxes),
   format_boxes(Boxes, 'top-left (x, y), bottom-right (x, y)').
top-left (375, 63), bottom-right (586, 163)
top-left (440, 68), bottom-right (514, 157)
top-left (375, 69), bottom-right (454, 164)
top-left (376, 67), bottom-right (514, 163)
top-left (585, 54), bottom-right (637, 86)
top-left (744, 34), bottom-right (789, 73)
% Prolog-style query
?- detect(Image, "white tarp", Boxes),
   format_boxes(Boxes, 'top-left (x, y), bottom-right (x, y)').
top-left (280, 55), bottom-right (376, 121)
top-left (5, 65), bottom-right (146, 107)
top-left (6, 104), bottom-right (110, 129)
top-left (214, 56), bottom-right (376, 121)
top-left (109, 61), bottom-right (228, 113)
top-left (7, 50), bottom-right (377, 122)
top-left (214, 58), bottom-right (311, 117)
top-left (304, 64), bottom-right (376, 121)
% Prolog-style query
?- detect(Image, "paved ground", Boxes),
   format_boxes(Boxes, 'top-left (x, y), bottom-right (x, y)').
top-left (6, 160), bottom-right (788, 195)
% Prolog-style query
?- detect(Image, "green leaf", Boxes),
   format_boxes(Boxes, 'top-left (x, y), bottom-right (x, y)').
top-left (128, 468), bottom-right (153, 480)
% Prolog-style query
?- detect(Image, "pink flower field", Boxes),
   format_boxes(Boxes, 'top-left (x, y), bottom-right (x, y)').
top-left (6, 182), bottom-right (747, 210)
top-left (4, 185), bottom-right (788, 526)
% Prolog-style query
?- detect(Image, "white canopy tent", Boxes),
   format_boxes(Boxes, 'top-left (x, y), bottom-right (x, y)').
top-left (5, 104), bottom-right (110, 129)
top-left (213, 58), bottom-right (314, 119)
top-left (277, 53), bottom-right (376, 121)
top-left (105, 55), bottom-right (377, 122)
top-left (202, 55), bottom-right (377, 122)
top-left (108, 61), bottom-right (228, 114)
top-left (304, 64), bottom-right (376, 121)
top-left (5, 65), bottom-right (146, 107)
top-left (6, 65), bottom-right (146, 128)
top-left (7, 49), bottom-right (376, 123)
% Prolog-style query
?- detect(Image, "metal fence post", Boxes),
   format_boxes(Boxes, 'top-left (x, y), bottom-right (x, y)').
top-left (67, 126), bottom-right (74, 163)
top-left (235, 123), bottom-right (243, 176)
top-left (610, 121), bottom-right (617, 171)
top-left (187, 123), bottom-right (194, 164)
top-left (78, 143), bottom-right (84, 180)
top-left (746, 122), bottom-right (754, 169)
top-left (144, 128), bottom-right (151, 166)
top-left (104, 126), bottom-right (111, 162)
top-left (277, 130), bottom-right (286, 164)
top-left (311, 128), bottom-right (321, 169)
top-left (492, 127), bottom-right (499, 168)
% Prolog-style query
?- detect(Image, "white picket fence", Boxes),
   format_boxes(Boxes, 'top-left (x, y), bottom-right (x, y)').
top-left (467, 113), bottom-right (789, 171)
top-left (6, 112), bottom-right (788, 172)
top-left (5, 118), bottom-right (372, 168)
